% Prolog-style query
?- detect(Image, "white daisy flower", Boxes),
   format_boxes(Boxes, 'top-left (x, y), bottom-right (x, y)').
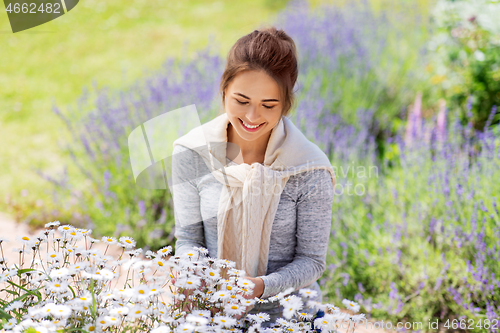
top-left (296, 311), bottom-right (313, 321)
top-left (97, 268), bottom-right (115, 280)
top-left (247, 312), bottom-right (271, 324)
top-left (65, 229), bottom-right (83, 241)
top-left (46, 281), bottom-right (69, 294)
top-left (150, 326), bottom-right (171, 333)
top-left (5, 300), bottom-right (23, 311)
top-left (157, 246), bottom-right (173, 256)
top-left (75, 292), bottom-right (93, 305)
top-left (50, 304), bottom-right (72, 318)
top-left (118, 236), bottom-right (136, 248)
top-left (342, 299), bottom-right (360, 313)
top-left (212, 290), bottom-right (231, 301)
top-left (83, 323), bottom-right (98, 332)
top-left (203, 268), bottom-right (221, 281)
top-left (58, 224), bottom-right (75, 234)
top-left (176, 275), bottom-right (202, 290)
top-left (45, 220), bottom-right (60, 228)
top-left (104, 315), bottom-right (120, 326)
top-left (49, 267), bottom-right (70, 279)
top-left (236, 278), bottom-right (255, 290)
top-left (3, 318), bottom-right (17, 329)
top-left (193, 246), bottom-right (209, 255)
top-left (46, 252), bottom-right (63, 262)
top-left (298, 288), bottom-right (318, 298)
top-left (101, 236), bottom-right (118, 245)
top-left (228, 268), bottom-right (246, 277)
top-left (212, 315), bottom-right (236, 328)
top-left (152, 258), bottom-right (167, 269)
top-left (351, 313), bottom-right (367, 323)
top-left (191, 309), bottom-right (211, 318)
top-left (186, 313), bottom-right (209, 325)
top-left (224, 303), bottom-right (245, 316)
top-left (128, 305), bottom-right (149, 319)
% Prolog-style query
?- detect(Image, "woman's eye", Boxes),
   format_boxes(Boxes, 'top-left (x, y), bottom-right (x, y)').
top-left (236, 99), bottom-right (248, 105)
top-left (263, 105), bottom-right (275, 109)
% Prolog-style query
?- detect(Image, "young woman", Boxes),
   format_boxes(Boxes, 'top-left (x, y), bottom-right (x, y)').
top-left (171, 26), bottom-right (336, 329)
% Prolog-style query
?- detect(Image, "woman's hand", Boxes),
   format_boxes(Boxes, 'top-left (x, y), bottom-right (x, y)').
top-left (241, 276), bottom-right (264, 299)
top-left (233, 276), bottom-right (265, 320)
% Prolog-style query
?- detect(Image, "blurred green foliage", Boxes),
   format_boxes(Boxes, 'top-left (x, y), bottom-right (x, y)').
top-left (426, 0), bottom-right (500, 130)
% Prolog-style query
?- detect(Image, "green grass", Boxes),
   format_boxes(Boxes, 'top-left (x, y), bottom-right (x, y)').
top-left (0, 0), bottom-right (289, 217)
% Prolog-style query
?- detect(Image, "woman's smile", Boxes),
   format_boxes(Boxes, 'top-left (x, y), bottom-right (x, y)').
top-left (239, 118), bottom-right (266, 131)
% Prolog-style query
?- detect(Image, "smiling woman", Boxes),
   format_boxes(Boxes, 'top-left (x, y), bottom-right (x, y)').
top-left (171, 26), bottom-right (335, 328)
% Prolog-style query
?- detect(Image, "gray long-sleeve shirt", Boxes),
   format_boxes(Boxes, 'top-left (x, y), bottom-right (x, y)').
top-left (171, 143), bottom-right (334, 325)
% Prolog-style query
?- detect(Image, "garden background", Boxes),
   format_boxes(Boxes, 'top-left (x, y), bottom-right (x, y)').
top-left (1, 0), bottom-right (499, 331)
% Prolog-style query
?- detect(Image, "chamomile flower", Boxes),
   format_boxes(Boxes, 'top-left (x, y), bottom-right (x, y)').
top-left (58, 224), bottom-right (74, 234)
top-left (83, 323), bottom-right (98, 332)
top-left (49, 267), bottom-right (70, 279)
top-left (101, 236), bottom-right (118, 245)
top-left (237, 278), bottom-right (255, 290)
top-left (119, 236), bottom-right (136, 248)
top-left (18, 235), bottom-right (35, 245)
top-left (176, 275), bottom-right (202, 290)
top-left (296, 311), bottom-right (313, 321)
top-left (203, 268), bottom-right (221, 281)
top-left (241, 298), bottom-right (256, 307)
top-left (247, 312), bottom-right (271, 324)
top-left (47, 252), bottom-right (63, 262)
top-left (191, 309), bottom-right (211, 318)
top-left (152, 258), bottom-right (167, 269)
top-left (134, 285), bottom-right (151, 299)
top-left (228, 268), bottom-right (246, 277)
top-left (224, 303), bottom-right (245, 316)
top-left (298, 288), bottom-right (318, 298)
top-left (50, 304), bottom-right (72, 318)
top-left (193, 246), bottom-right (209, 255)
top-left (212, 290), bottom-right (232, 301)
top-left (351, 313), bottom-right (367, 323)
top-left (5, 301), bottom-right (23, 311)
top-left (65, 229), bottom-right (83, 241)
top-left (215, 258), bottom-right (236, 269)
top-left (3, 318), bottom-right (17, 330)
top-left (104, 315), bottom-right (120, 326)
top-left (213, 315), bottom-right (237, 328)
top-left (75, 292), bottom-right (93, 305)
top-left (128, 305), bottom-right (149, 319)
top-left (46, 281), bottom-right (69, 294)
top-left (157, 246), bottom-right (173, 256)
top-left (342, 298), bottom-right (360, 313)
top-left (151, 326), bottom-right (171, 333)
top-left (97, 268), bottom-right (115, 280)
top-left (186, 313), bottom-right (209, 325)
top-left (45, 221), bottom-right (60, 228)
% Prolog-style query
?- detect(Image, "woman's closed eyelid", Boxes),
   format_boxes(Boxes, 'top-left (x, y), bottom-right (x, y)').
top-left (235, 99), bottom-right (275, 109)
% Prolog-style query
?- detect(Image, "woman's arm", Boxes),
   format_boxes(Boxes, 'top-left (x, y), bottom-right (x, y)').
top-left (256, 168), bottom-right (334, 299)
top-left (171, 144), bottom-right (207, 257)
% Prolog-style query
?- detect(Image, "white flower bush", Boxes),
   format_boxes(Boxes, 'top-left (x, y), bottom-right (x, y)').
top-left (0, 222), bottom-right (365, 332)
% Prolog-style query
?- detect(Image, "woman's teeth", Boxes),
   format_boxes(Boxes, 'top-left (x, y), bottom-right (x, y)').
top-left (241, 119), bottom-right (263, 128)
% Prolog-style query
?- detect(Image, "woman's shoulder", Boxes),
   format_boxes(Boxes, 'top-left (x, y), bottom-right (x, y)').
top-left (290, 168), bottom-right (334, 200)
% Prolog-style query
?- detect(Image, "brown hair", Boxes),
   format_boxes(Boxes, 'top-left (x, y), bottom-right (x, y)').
top-left (218, 26), bottom-right (299, 118)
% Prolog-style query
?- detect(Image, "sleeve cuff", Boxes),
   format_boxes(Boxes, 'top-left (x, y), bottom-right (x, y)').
top-left (257, 275), bottom-right (279, 299)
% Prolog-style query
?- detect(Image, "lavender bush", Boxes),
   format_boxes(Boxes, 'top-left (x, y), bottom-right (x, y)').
top-left (321, 102), bottom-right (500, 332)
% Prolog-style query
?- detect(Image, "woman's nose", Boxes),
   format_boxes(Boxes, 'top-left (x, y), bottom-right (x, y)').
top-left (246, 106), bottom-right (261, 123)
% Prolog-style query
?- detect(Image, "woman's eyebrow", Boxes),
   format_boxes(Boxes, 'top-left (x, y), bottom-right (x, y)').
top-left (234, 92), bottom-right (279, 102)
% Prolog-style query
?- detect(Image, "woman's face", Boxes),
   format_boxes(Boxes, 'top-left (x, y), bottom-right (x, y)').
top-left (224, 70), bottom-right (282, 145)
